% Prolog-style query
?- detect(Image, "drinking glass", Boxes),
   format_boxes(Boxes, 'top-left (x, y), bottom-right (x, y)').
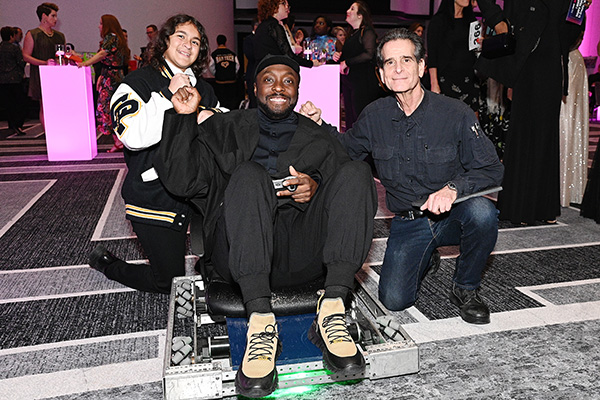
top-left (55, 44), bottom-right (65, 65)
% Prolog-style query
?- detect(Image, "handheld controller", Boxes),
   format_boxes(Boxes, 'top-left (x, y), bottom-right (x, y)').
top-left (272, 176), bottom-right (297, 192)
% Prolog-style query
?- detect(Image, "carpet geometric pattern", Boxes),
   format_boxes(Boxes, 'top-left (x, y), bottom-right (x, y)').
top-left (1, 121), bottom-right (600, 399)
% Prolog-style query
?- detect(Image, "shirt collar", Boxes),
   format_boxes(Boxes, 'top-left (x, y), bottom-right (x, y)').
top-left (163, 58), bottom-right (197, 87)
top-left (257, 107), bottom-right (298, 130)
top-left (396, 86), bottom-right (429, 121)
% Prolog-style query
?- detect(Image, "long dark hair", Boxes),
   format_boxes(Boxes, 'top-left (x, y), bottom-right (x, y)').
top-left (353, 1), bottom-right (373, 31)
top-left (100, 15), bottom-right (130, 62)
top-left (148, 14), bottom-right (210, 77)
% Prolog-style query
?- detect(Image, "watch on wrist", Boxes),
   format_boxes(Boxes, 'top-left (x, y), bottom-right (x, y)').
top-left (446, 182), bottom-right (457, 192)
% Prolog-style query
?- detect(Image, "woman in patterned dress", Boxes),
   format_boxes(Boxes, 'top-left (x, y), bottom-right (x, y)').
top-left (427, 0), bottom-right (480, 112)
top-left (79, 14), bottom-right (130, 152)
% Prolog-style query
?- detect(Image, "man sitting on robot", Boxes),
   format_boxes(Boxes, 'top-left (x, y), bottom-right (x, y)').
top-left (154, 55), bottom-right (377, 398)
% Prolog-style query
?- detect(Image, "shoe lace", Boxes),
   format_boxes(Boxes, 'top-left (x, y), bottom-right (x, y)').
top-left (321, 313), bottom-right (352, 344)
top-left (247, 324), bottom-right (278, 362)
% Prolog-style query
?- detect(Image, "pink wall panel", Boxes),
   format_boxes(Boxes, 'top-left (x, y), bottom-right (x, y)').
top-left (295, 65), bottom-right (340, 130)
top-left (40, 66), bottom-right (98, 161)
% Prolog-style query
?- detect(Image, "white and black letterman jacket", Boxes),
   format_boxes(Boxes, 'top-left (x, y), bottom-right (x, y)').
top-left (110, 60), bottom-right (221, 230)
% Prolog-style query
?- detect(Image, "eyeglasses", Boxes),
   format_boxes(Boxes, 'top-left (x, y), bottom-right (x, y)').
top-left (279, 1), bottom-right (290, 9)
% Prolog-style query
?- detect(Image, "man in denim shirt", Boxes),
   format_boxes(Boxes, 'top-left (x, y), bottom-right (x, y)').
top-left (303, 28), bottom-right (503, 324)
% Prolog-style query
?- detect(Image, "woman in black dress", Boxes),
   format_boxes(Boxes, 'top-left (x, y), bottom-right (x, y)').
top-left (334, 1), bottom-right (382, 129)
top-left (427, 0), bottom-right (480, 112)
top-left (581, 148), bottom-right (600, 223)
top-left (476, 0), bottom-right (587, 225)
top-left (254, 0), bottom-right (317, 68)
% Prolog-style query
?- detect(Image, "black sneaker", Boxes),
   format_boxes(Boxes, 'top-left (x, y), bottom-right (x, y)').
top-left (426, 249), bottom-right (441, 276)
top-left (308, 297), bottom-right (365, 374)
top-left (449, 285), bottom-right (490, 324)
top-left (235, 313), bottom-right (281, 398)
top-left (88, 245), bottom-right (119, 274)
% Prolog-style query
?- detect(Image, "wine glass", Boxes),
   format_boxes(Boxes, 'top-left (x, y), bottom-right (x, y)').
top-left (303, 38), bottom-right (312, 61)
top-left (55, 44), bottom-right (65, 65)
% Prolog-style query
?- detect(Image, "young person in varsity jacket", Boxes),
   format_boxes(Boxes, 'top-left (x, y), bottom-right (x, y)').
top-left (88, 14), bottom-right (223, 294)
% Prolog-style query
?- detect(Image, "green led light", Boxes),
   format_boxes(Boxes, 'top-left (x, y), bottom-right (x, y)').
top-left (285, 372), bottom-right (310, 380)
top-left (264, 385), bottom-right (317, 398)
top-left (279, 369), bottom-right (331, 379)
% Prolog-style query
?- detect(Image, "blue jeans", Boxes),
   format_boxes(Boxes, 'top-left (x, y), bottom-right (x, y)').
top-left (378, 197), bottom-right (499, 311)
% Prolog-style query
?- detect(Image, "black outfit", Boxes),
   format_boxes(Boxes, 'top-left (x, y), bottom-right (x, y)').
top-left (476, 0), bottom-right (585, 224)
top-left (211, 47), bottom-right (239, 110)
top-left (154, 109), bottom-right (377, 304)
top-left (254, 17), bottom-right (312, 68)
top-left (340, 27), bottom-right (382, 129)
top-left (27, 28), bottom-right (65, 100)
top-left (427, 13), bottom-right (480, 112)
top-left (243, 33), bottom-right (257, 108)
top-left (0, 41), bottom-right (26, 132)
top-left (138, 46), bottom-right (150, 68)
top-left (581, 148), bottom-right (600, 223)
top-left (105, 63), bottom-right (219, 293)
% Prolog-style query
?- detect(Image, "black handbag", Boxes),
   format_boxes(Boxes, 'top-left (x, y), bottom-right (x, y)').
top-left (481, 21), bottom-right (516, 59)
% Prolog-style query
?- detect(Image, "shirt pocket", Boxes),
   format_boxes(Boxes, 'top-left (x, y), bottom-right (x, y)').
top-left (372, 146), bottom-right (397, 185)
top-left (422, 145), bottom-right (457, 183)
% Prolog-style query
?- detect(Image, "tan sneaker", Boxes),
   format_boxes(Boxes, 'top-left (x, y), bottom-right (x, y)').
top-left (308, 297), bottom-right (365, 374)
top-left (235, 312), bottom-right (281, 398)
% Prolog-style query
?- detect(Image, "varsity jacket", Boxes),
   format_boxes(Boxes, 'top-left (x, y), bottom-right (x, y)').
top-left (210, 47), bottom-right (239, 83)
top-left (110, 62), bottom-right (219, 230)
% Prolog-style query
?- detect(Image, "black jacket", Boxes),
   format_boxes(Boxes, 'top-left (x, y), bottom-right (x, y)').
top-left (154, 109), bottom-right (351, 243)
top-left (254, 17), bottom-right (312, 68)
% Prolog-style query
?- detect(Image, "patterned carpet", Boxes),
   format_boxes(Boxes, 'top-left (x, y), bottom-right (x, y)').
top-left (1, 120), bottom-right (600, 400)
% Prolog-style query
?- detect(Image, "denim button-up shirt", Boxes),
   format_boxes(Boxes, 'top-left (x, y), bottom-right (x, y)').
top-left (330, 91), bottom-right (503, 213)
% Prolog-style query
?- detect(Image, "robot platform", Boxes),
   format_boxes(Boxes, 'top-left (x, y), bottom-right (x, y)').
top-left (163, 275), bottom-right (419, 399)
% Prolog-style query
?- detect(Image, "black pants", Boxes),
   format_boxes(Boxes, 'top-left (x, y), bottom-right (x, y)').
top-left (104, 221), bottom-right (187, 294)
top-left (210, 160), bottom-right (377, 304)
top-left (0, 83), bottom-right (27, 130)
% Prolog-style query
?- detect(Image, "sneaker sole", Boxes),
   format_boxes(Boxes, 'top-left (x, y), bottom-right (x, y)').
top-left (234, 376), bottom-right (278, 399)
top-left (307, 319), bottom-right (365, 375)
top-left (234, 340), bottom-right (282, 398)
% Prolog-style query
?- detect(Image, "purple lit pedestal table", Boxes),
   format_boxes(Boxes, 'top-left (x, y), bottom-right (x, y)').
top-left (295, 64), bottom-right (340, 130)
top-left (39, 65), bottom-right (97, 161)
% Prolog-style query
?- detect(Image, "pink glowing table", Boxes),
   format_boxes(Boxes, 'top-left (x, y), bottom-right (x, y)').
top-left (39, 65), bottom-right (98, 161)
top-left (295, 64), bottom-right (340, 129)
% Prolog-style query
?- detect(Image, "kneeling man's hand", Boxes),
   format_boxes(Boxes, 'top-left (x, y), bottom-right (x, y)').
top-left (172, 86), bottom-right (201, 115)
top-left (298, 101), bottom-right (322, 125)
top-left (420, 186), bottom-right (457, 215)
top-left (277, 165), bottom-right (318, 203)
